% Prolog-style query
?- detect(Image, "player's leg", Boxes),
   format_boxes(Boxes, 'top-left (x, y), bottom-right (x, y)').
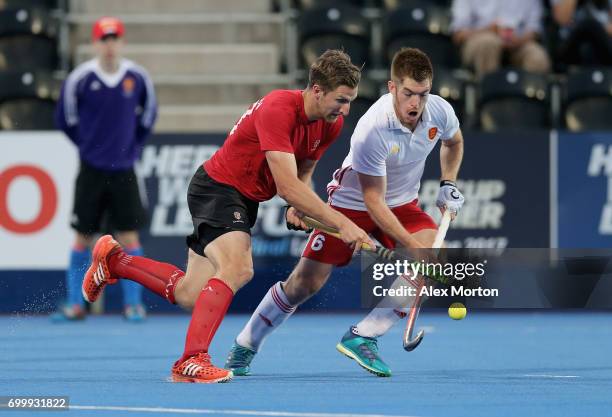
top-left (351, 228), bottom-right (436, 338)
top-left (80, 229), bottom-right (237, 383)
top-left (114, 230), bottom-right (146, 321)
top-left (283, 258), bottom-right (334, 305)
top-left (226, 206), bottom-right (377, 374)
top-left (171, 165), bottom-right (264, 383)
top-left (83, 223), bottom-right (247, 383)
top-left (173, 248), bottom-right (216, 309)
top-left (226, 257), bottom-right (334, 375)
top-left (53, 163), bottom-right (104, 322)
top-left (338, 201), bottom-right (438, 376)
top-left (171, 229), bottom-right (253, 383)
top-left (337, 228), bottom-right (435, 377)
top-left (52, 233), bottom-right (94, 321)
top-left (110, 168), bottom-right (149, 321)
top-left (226, 227), bottom-right (353, 375)
top-left (81, 234), bottom-right (188, 307)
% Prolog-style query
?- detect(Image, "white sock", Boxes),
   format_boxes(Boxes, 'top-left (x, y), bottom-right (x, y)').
top-left (353, 308), bottom-right (407, 338)
top-left (354, 274), bottom-right (424, 338)
top-left (236, 281), bottom-right (296, 351)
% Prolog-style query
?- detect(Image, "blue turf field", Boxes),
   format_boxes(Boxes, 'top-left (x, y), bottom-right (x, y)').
top-left (1, 312), bottom-right (611, 417)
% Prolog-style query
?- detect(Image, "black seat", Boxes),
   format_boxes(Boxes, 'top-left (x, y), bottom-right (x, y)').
top-left (0, 8), bottom-right (57, 38)
top-left (384, 0), bottom-right (451, 9)
top-left (0, 71), bottom-right (60, 130)
top-left (0, 37), bottom-right (57, 71)
top-left (298, 5), bottom-right (371, 68)
top-left (0, 0), bottom-right (57, 11)
top-left (0, 71), bottom-right (59, 101)
top-left (383, 2), bottom-right (457, 68)
top-left (478, 69), bottom-right (549, 131)
top-left (295, 0), bottom-right (370, 9)
top-left (0, 99), bottom-right (56, 129)
top-left (432, 68), bottom-right (465, 123)
top-left (0, 8), bottom-right (58, 71)
top-left (564, 68), bottom-right (612, 131)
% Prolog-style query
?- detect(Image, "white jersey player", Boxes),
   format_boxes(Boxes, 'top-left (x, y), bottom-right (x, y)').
top-left (226, 48), bottom-right (465, 377)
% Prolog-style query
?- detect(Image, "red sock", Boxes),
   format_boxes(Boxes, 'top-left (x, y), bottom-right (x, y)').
top-left (181, 278), bottom-right (233, 361)
top-left (109, 251), bottom-right (185, 304)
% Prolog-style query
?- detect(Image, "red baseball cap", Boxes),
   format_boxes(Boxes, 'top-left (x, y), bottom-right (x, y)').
top-left (92, 16), bottom-right (125, 41)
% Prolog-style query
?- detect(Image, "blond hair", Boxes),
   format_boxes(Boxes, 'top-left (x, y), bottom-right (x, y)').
top-left (308, 49), bottom-right (361, 92)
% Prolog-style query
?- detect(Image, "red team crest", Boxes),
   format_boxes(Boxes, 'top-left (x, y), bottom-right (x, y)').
top-left (428, 127), bottom-right (438, 140)
top-left (122, 77), bottom-right (135, 96)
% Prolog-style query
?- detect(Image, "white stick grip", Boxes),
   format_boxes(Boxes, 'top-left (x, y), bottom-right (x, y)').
top-left (433, 211), bottom-right (451, 249)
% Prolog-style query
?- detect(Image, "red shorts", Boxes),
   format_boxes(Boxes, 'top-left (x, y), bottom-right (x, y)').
top-left (302, 200), bottom-right (437, 267)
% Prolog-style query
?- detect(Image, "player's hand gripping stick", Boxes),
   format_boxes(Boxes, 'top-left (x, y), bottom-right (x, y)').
top-left (301, 215), bottom-right (451, 286)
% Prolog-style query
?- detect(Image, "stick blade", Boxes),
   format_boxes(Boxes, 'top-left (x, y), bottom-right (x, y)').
top-left (402, 329), bottom-right (425, 351)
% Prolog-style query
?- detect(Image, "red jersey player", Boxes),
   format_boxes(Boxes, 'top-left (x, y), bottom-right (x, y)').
top-left (225, 48), bottom-right (465, 378)
top-left (80, 50), bottom-right (375, 383)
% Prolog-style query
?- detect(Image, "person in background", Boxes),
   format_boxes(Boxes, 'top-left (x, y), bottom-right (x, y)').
top-left (53, 16), bottom-right (157, 322)
top-left (451, 0), bottom-right (551, 78)
top-left (552, 0), bottom-right (612, 67)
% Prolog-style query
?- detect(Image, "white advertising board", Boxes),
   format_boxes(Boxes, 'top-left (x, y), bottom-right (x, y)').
top-left (0, 132), bottom-right (77, 269)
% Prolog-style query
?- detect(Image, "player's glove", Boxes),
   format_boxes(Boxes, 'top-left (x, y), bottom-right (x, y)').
top-left (284, 205), bottom-right (313, 233)
top-left (436, 180), bottom-right (464, 215)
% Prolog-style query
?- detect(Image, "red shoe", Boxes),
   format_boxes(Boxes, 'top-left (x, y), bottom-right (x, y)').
top-left (82, 235), bottom-right (122, 303)
top-left (171, 352), bottom-right (233, 383)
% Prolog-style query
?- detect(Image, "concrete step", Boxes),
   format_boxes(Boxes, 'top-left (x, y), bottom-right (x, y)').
top-left (69, 14), bottom-right (284, 44)
top-left (154, 75), bottom-right (292, 105)
top-left (156, 105), bottom-right (247, 133)
top-left (69, 0), bottom-right (272, 14)
top-left (75, 44), bottom-right (279, 76)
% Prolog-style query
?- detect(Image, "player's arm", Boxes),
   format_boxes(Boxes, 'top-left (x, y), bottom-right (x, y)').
top-left (297, 159), bottom-right (317, 187)
top-left (135, 70), bottom-right (158, 144)
top-left (285, 158), bottom-right (318, 230)
top-left (359, 173), bottom-right (426, 251)
top-left (438, 128), bottom-right (465, 219)
top-left (440, 128), bottom-right (463, 183)
top-left (266, 151), bottom-right (375, 248)
top-left (54, 79), bottom-right (79, 144)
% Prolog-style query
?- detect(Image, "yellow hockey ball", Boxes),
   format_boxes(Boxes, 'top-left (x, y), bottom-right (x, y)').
top-left (448, 302), bottom-right (467, 320)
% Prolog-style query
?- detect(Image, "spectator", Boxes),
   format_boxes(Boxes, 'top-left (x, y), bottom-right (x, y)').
top-left (451, 0), bottom-right (551, 77)
top-left (52, 16), bottom-right (157, 322)
top-left (552, 0), bottom-right (612, 67)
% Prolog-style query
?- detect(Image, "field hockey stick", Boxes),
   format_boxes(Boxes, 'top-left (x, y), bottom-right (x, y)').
top-left (402, 210), bottom-right (451, 351)
top-left (301, 215), bottom-right (454, 287)
top-left (301, 216), bottom-right (394, 259)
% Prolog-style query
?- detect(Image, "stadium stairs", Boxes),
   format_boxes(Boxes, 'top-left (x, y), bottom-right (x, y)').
top-left (68, 0), bottom-right (291, 132)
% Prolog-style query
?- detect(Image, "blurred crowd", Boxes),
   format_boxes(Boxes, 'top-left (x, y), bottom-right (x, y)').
top-left (1, 0), bottom-right (611, 131)
top-left (450, 0), bottom-right (612, 77)
top-left (292, 0), bottom-right (612, 130)
top-left (295, 0), bottom-right (612, 77)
